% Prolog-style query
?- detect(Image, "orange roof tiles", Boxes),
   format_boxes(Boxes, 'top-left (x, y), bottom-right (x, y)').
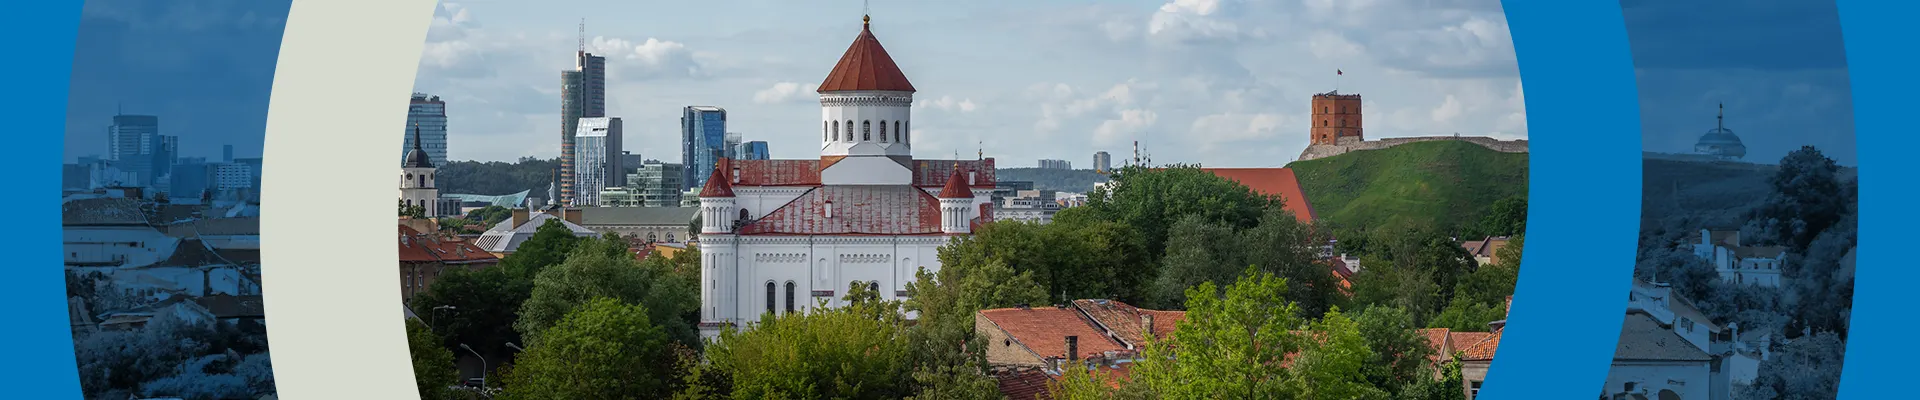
top-left (995, 368), bottom-right (1055, 400)
top-left (818, 18), bottom-right (916, 93)
top-left (1071, 299), bottom-right (1186, 348)
top-left (1197, 168), bottom-right (1315, 224)
top-left (979, 307), bottom-right (1129, 361)
top-left (1459, 329), bottom-right (1502, 361)
top-left (399, 225), bottom-right (498, 265)
top-left (939, 167), bottom-right (973, 198)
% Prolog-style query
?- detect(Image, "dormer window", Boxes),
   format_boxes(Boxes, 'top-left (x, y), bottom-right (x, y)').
top-left (824, 201), bottom-right (834, 219)
top-left (733, 167), bottom-right (741, 183)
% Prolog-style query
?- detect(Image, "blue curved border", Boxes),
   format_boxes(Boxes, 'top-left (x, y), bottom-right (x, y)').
top-left (0, 0), bottom-right (84, 396)
top-left (1835, 1), bottom-right (1914, 398)
top-left (1483, 1), bottom-right (1640, 398)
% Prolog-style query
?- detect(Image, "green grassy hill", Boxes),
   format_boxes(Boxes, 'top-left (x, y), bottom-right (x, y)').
top-left (1285, 140), bottom-right (1529, 231)
top-left (1639, 158), bottom-right (1775, 228)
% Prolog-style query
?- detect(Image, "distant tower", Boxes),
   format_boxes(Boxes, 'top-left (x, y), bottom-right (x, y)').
top-left (816, 14), bottom-right (918, 186)
top-left (1693, 103), bottom-right (1747, 160)
top-left (1310, 91), bottom-right (1364, 145)
top-left (937, 167), bottom-right (974, 234)
top-left (560, 18), bottom-right (607, 207)
top-left (399, 124), bottom-right (440, 217)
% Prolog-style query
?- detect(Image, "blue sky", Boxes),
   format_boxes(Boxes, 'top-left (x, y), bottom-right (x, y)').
top-left (416, 0), bottom-right (1526, 167)
top-left (1623, 0), bottom-right (1856, 166)
top-left (61, 0), bottom-right (291, 162)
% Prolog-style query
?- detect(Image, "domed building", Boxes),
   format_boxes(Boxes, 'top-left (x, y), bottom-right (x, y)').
top-left (1693, 103), bottom-right (1746, 160)
top-left (695, 15), bottom-right (995, 338)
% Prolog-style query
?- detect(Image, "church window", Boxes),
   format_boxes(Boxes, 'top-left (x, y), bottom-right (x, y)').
top-left (824, 121), bottom-right (830, 141)
top-left (418, 175), bottom-right (426, 187)
top-left (739, 209), bottom-right (750, 222)
top-left (648, 232), bottom-right (657, 242)
top-left (878, 120), bottom-right (888, 142)
top-left (893, 121), bottom-right (901, 143)
top-left (869, 281), bottom-right (880, 294)
top-left (845, 121), bottom-right (854, 142)
top-left (785, 281), bottom-right (796, 313)
top-left (863, 120), bottom-right (872, 141)
top-left (766, 281), bottom-right (777, 315)
top-left (832, 121), bottom-right (839, 141)
top-left (666, 233), bottom-right (676, 242)
top-left (904, 121), bottom-right (910, 144)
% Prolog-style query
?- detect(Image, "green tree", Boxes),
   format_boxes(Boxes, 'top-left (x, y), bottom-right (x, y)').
top-left (1124, 267), bottom-right (1301, 398)
top-left (1427, 296), bottom-right (1508, 332)
top-left (1149, 215), bottom-right (1242, 308)
top-left (500, 219), bottom-right (587, 279)
top-left (1353, 306), bottom-right (1436, 394)
top-left (1241, 206), bottom-right (1340, 317)
top-left (937, 219), bottom-right (1148, 305)
top-left (464, 205), bottom-right (514, 226)
top-left (682, 300), bottom-right (915, 399)
top-left (501, 297), bottom-right (679, 399)
top-left (1079, 164), bottom-right (1278, 262)
top-left (901, 259), bottom-right (1047, 399)
top-left (1398, 358), bottom-right (1467, 400)
top-left (408, 267), bottom-right (529, 368)
top-left (1286, 308), bottom-right (1390, 400)
top-left (407, 319), bottom-right (459, 400)
top-left (1475, 196), bottom-right (1527, 238)
top-left (515, 237), bottom-right (700, 347)
top-left (1747, 146), bottom-right (1847, 251)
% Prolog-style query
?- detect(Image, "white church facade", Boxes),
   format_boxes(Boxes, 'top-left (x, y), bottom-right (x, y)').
top-left (696, 15), bottom-right (995, 338)
top-left (399, 125), bottom-right (442, 217)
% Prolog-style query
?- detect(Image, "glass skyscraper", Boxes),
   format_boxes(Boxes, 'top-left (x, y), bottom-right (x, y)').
top-left (736, 140), bottom-right (770, 160)
top-left (572, 117), bottom-right (623, 206)
top-left (560, 52), bottom-right (607, 206)
top-left (403, 93), bottom-right (449, 167)
top-left (681, 106), bottom-right (727, 190)
top-left (107, 114), bottom-right (160, 185)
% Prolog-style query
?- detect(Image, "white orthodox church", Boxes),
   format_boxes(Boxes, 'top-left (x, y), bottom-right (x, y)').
top-left (696, 15), bottom-right (994, 337)
top-left (399, 125), bottom-right (441, 217)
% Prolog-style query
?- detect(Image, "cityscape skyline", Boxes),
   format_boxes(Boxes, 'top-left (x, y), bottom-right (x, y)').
top-left (410, 0), bottom-right (1526, 168)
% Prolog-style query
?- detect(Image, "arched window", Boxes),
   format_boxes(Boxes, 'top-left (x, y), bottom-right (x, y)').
top-left (844, 121), bottom-right (854, 142)
top-left (862, 120), bottom-right (872, 141)
top-left (418, 175), bottom-right (426, 187)
top-left (869, 281), bottom-right (880, 294)
top-left (878, 120), bottom-right (888, 142)
top-left (893, 121), bottom-right (901, 143)
top-left (739, 208), bottom-right (750, 221)
top-left (784, 281), bottom-right (796, 313)
top-left (666, 232), bottom-right (676, 242)
top-left (766, 281), bottom-right (777, 315)
top-left (824, 121), bottom-right (830, 141)
top-left (903, 121), bottom-right (910, 144)
top-left (647, 232), bottom-right (657, 242)
top-left (832, 121), bottom-right (840, 141)
top-left (1323, 120), bottom-right (1329, 127)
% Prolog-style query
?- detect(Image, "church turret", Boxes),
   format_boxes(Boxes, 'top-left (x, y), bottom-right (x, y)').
top-left (399, 124), bottom-right (440, 216)
top-left (938, 166), bottom-right (973, 234)
top-left (817, 15), bottom-right (917, 185)
top-left (699, 160), bottom-right (737, 234)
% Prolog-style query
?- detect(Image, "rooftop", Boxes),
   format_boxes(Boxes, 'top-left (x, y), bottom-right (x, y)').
top-left (978, 306), bottom-right (1129, 361)
top-left (1195, 167), bottom-right (1316, 224)
top-left (1612, 312), bottom-right (1713, 362)
top-left (818, 16), bottom-right (916, 93)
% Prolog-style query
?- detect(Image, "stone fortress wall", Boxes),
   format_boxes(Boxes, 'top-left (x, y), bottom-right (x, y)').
top-left (1296, 135), bottom-right (1530, 162)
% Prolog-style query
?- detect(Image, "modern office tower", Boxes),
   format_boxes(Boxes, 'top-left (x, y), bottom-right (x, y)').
top-left (620, 151), bottom-right (645, 179)
top-left (154, 135), bottom-right (178, 182)
top-left (561, 50), bottom-right (608, 206)
top-left (1094, 151), bottom-right (1111, 173)
top-left (403, 93), bottom-right (450, 167)
top-left (735, 140), bottom-right (770, 160)
top-left (572, 117), bottom-right (623, 206)
top-left (632, 160), bottom-right (685, 207)
top-left (724, 132), bottom-right (743, 159)
top-left (170, 161), bottom-right (211, 201)
top-left (223, 144), bottom-right (234, 163)
top-left (107, 114), bottom-right (160, 185)
top-left (681, 106), bottom-right (727, 190)
top-left (215, 163), bottom-right (254, 190)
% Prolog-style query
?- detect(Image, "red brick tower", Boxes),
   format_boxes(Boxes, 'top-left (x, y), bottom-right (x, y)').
top-left (1310, 92), bottom-right (1363, 145)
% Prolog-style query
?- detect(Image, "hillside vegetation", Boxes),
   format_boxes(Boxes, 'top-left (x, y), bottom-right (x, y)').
top-left (1286, 140), bottom-right (1529, 233)
top-left (994, 168), bottom-right (1111, 193)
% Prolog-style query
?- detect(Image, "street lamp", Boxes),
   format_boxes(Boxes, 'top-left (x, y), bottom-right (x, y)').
top-left (459, 343), bottom-right (487, 388)
top-left (432, 305), bottom-right (456, 332)
top-left (506, 342), bottom-right (526, 353)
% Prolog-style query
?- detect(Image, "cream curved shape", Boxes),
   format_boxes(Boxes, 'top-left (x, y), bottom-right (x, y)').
top-left (262, 0), bottom-right (438, 398)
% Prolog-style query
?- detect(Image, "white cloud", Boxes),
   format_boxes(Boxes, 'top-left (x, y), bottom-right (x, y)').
top-left (753, 82), bottom-right (819, 104)
top-left (1094, 109), bottom-right (1160, 145)
top-left (916, 96), bottom-right (980, 113)
top-left (589, 37), bottom-right (709, 80)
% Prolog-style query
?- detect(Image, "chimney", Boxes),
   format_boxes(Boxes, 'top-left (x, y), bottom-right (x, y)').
top-left (1066, 336), bottom-right (1079, 364)
top-left (511, 208), bottom-right (530, 228)
top-left (1142, 314), bottom-right (1156, 339)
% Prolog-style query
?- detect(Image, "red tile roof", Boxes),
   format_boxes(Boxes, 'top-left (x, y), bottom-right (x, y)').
top-left (1071, 299), bottom-right (1186, 348)
top-left (723, 158), bottom-right (997, 188)
top-left (818, 17), bottom-right (916, 93)
top-left (978, 307), bottom-right (1129, 361)
top-left (737, 186), bottom-right (943, 235)
top-left (1459, 329), bottom-right (1502, 361)
top-left (939, 166), bottom-right (972, 198)
top-left (699, 159), bottom-right (735, 197)
top-left (399, 225), bottom-right (498, 265)
top-left (996, 368), bottom-right (1055, 400)
top-left (1196, 168), bottom-right (1315, 224)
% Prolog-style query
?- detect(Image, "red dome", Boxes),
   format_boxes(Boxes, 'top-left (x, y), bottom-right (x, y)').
top-left (818, 17), bottom-right (916, 93)
top-left (699, 160), bottom-right (735, 198)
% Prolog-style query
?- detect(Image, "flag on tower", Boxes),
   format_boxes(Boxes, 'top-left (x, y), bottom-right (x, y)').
top-left (1337, 69), bottom-right (1343, 75)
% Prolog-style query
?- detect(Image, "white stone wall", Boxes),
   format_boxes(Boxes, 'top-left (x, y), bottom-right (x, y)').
top-left (1604, 362), bottom-right (1713, 400)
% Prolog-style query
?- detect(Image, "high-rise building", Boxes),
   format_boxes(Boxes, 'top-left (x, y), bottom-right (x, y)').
top-left (223, 144), bottom-right (234, 163)
top-left (620, 151), bottom-right (645, 177)
top-left (1038, 159), bottom-right (1071, 170)
top-left (215, 163), bottom-right (254, 190)
top-left (633, 161), bottom-right (685, 207)
top-left (724, 132), bottom-right (744, 159)
top-left (170, 161), bottom-right (211, 202)
top-left (561, 51), bottom-right (608, 206)
top-left (1094, 151), bottom-right (1111, 173)
top-left (403, 93), bottom-right (450, 167)
top-left (107, 115), bottom-right (160, 184)
top-left (681, 106), bottom-right (727, 190)
top-left (573, 117), bottom-right (623, 206)
top-left (154, 135), bottom-right (178, 182)
top-left (736, 140), bottom-right (770, 160)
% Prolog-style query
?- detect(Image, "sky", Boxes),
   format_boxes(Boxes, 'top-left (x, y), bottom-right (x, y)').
top-left (62, 0), bottom-right (291, 162)
top-left (1623, 0), bottom-right (1856, 166)
top-left (415, 0), bottom-right (1526, 168)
